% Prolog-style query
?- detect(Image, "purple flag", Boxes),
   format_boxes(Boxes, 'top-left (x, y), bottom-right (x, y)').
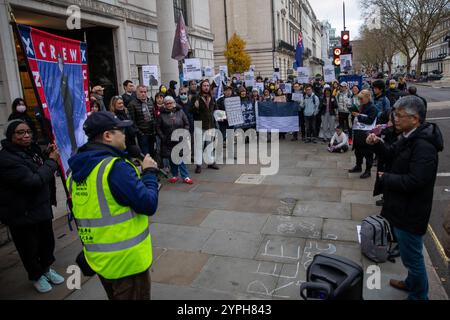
top-left (171, 14), bottom-right (189, 61)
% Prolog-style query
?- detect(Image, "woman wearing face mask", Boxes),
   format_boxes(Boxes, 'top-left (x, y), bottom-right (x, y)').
top-left (177, 87), bottom-right (194, 134)
top-left (0, 120), bottom-right (64, 293)
top-left (109, 96), bottom-right (138, 151)
top-left (8, 98), bottom-right (37, 139)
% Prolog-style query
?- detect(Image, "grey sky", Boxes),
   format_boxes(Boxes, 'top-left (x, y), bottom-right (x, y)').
top-left (309, 0), bottom-right (363, 40)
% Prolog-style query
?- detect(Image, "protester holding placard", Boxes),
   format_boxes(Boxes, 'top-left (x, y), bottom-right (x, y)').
top-left (216, 85), bottom-right (234, 141)
top-left (291, 83), bottom-right (305, 142)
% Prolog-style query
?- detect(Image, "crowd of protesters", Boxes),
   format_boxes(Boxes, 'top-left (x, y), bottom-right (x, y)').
top-left (0, 69), bottom-right (443, 300)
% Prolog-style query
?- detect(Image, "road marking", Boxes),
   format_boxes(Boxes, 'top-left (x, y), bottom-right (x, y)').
top-left (437, 173), bottom-right (450, 177)
top-left (427, 117), bottom-right (450, 121)
top-left (427, 225), bottom-right (450, 264)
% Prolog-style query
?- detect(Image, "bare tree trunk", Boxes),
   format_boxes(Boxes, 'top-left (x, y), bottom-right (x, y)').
top-left (416, 53), bottom-right (424, 78)
top-left (406, 55), bottom-right (412, 74)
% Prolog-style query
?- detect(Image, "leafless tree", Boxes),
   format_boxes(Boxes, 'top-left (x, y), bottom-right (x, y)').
top-left (362, 0), bottom-right (450, 76)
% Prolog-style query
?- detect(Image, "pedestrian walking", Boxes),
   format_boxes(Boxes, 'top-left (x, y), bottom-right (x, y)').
top-left (68, 111), bottom-right (160, 300)
top-left (0, 120), bottom-right (64, 293)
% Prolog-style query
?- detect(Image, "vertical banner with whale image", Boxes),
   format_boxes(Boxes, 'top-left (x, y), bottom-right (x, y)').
top-left (17, 24), bottom-right (90, 177)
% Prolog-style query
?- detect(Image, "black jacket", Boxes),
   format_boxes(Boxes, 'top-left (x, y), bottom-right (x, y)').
top-left (352, 101), bottom-right (378, 149)
top-left (377, 123), bottom-right (444, 235)
top-left (0, 140), bottom-right (58, 226)
top-left (319, 96), bottom-right (338, 116)
top-left (122, 92), bottom-right (137, 108)
top-left (127, 98), bottom-right (156, 136)
top-left (191, 95), bottom-right (217, 130)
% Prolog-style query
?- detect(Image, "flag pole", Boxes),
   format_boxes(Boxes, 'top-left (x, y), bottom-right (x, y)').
top-left (9, 7), bottom-right (75, 230)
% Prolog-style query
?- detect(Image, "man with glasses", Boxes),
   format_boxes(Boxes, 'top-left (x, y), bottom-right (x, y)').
top-left (367, 96), bottom-right (443, 300)
top-left (67, 111), bottom-right (160, 300)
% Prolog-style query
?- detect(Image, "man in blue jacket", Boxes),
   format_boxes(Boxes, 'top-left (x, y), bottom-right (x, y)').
top-left (68, 111), bottom-right (159, 300)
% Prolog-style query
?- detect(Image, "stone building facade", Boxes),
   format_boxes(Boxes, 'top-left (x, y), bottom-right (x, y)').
top-left (0, 0), bottom-right (215, 131)
top-left (209, 0), bottom-right (323, 80)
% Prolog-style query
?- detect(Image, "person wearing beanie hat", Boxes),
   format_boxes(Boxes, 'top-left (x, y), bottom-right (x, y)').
top-left (0, 120), bottom-right (64, 293)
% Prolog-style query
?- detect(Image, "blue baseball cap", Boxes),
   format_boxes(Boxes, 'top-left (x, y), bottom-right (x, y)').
top-left (83, 111), bottom-right (133, 139)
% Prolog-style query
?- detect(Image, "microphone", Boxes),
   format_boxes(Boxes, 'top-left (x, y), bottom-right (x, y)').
top-left (127, 146), bottom-right (169, 178)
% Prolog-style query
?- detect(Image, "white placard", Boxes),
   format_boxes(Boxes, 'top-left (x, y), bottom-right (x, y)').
top-left (142, 65), bottom-right (159, 87)
top-left (244, 72), bottom-right (255, 87)
top-left (297, 67), bottom-right (311, 84)
top-left (292, 92), bottom-right (304, 102)
top-left (183, 58), bottom-right (202, 81)
top-left (254, 82), bottom-right (265, 95)
top-left (224, 96), bottom-right (244, 126)
top-left (272, 72), bottom-right (281, 81)
top-left (324, 65), bottom-right (336, 83)
top-left (204, 66), bottom-right (214, 77)
top-left (284, 83), bottom-right (292, 94)
top-left (219, 65), bottom-right (228, 80)
top-left (340, 54), bottom-right (353, 73)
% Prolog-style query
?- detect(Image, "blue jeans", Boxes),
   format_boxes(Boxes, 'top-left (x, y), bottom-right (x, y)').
top-left (394, 227), bottom-right (429, 300)
top-left (170, 160), bottom-right (189, 179)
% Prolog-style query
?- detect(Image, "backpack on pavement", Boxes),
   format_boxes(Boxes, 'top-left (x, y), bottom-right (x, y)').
top-left (360, 215), bottom-right (399, 263)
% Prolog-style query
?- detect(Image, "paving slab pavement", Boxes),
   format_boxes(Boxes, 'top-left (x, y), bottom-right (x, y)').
top-left (0, 139), bottom-right (447, 300)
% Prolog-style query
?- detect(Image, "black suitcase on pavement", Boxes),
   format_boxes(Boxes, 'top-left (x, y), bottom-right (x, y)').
top-left (300, 253), bottom-right (364, 300)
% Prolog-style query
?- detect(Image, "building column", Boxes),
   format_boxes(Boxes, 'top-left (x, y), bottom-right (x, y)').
top-left (156, 0), bottom-right (179, 86)
top-left (0, 0), bottom-right (22, 129)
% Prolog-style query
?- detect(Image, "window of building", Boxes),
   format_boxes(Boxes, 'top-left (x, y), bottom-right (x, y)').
top-left (173, 0), bottom-right (188, 25)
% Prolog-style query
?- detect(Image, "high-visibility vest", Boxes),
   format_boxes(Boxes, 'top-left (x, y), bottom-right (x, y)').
top-left (67, 157), bottom-right (152, 280)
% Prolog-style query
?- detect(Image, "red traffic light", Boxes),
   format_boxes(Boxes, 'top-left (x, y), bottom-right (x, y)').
top-left (341, 31), bottom-right (350, 46)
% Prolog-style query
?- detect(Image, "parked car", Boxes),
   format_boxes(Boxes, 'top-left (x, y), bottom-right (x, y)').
top-left (427, 71), bottom-right (443, 81)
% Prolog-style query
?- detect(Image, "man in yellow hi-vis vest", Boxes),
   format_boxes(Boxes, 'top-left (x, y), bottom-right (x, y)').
top-left (67, 111), bottom-right (159, 300)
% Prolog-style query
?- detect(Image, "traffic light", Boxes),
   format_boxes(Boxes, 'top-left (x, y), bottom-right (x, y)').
top-left (341, 31), bottom-right (351, 54)
top-left (333, 47), bottom-right (342, 66)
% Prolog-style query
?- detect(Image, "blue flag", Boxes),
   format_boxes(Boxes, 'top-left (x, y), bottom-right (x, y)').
top-left (293, 32), bottom-right (304, 69)
top-left (257, 102), bottom-right (299, 133)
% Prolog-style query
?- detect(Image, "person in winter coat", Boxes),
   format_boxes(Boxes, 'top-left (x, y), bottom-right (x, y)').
top-left (303, 85), bottom-right (320, 143)
top-left (372, 79), bottom-right (391, 123)
top-left (0, 120), bottom-right (64, 293)
top-left (110, 96), bottom-right (138, 152)
top-left (348, 90), bottom-right (378, 179)
top-left (318, 87), bottom-right (338, 141)
top-left (336, 82), bottom-right (352, 134)
top-left (166, 80), bottom-right (178, 99)
top-left (387, 80), bottom-right (406, 107)
top-left (291, 82), bottom-right (305, 141)
top-left (157, 96), bottom-right (193, 185)
top-left (91, 85), bottom-right (106, 111)
top-left (127, 85), bottom-right (157, 159)
top-left (191, 79), bottom-right (219, 173)
top-left (8, 98), bottom-right (38, 139)
top-left (367, 96), bottom-right (443, 300)
top-left (177, 86), bottom-right (195, 134)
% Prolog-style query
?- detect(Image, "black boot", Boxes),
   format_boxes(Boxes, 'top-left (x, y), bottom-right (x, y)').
top-left (195, 165), bottom-right (202, 174)
top-left (348, 166), bottom-right (362, 173)
top-left (208, 163), bottom-right (220, 170)
top-left (360, 169), bottom-right (371, 179)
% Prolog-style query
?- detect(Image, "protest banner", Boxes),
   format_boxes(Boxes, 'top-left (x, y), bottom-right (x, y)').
top-left (17, 24), bottom-right (89, 177)
top-left (224, 97), bottom-right (244, 126)
top-left (297, 67), bottom-right (311, 84)
top-left (340, 54), bottom-right (353, 73)
top-left (142, 65), bottom-right (159, 86)
top-left (257, 102), bottom-right (299, 132)
top-left (204, 66), bottom-right (214, 77)
top-left (284, 83), bottom-right (292, 94)
top-left (254, 82), bottom-right (265, 95)
top-left (324, 64), bottom-right (336, 83)
top-left (183, 58), bottom-right (202, 80)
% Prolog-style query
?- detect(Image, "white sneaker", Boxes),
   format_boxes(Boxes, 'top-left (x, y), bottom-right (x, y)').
top-left (33, 275), bottom-right (53, 293)
top-left (44, 268), bottom-right (65, 285)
